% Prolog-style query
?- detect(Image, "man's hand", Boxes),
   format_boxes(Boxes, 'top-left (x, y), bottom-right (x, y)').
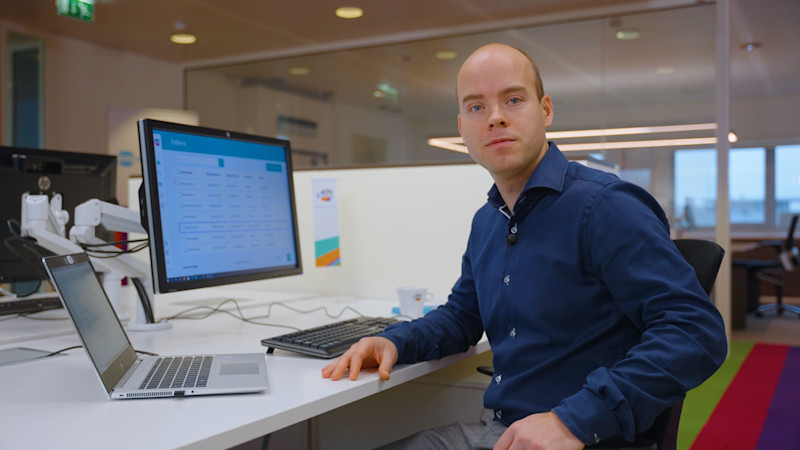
top-left (321, 336), bottom-right (398, 381)
top-left (494, 411), bottom-right (584, 450)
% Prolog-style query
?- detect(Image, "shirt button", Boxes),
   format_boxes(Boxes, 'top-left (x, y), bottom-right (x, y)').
top-left (503, 275), bottom-right (510, 285)
top-left (510, 328), bottom-right (516, 338)
top-left (496, 410), bottom-right (503, 419)
top-left (510, 225), bottom-right (517, 234)
top-left (495, 374), bottom-right (502, 384)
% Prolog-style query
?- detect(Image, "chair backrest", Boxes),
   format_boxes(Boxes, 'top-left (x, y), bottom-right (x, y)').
top-left (784, 214), bottom-right (799, 251)
top-left (638, 239), bottom-right (725, 450)
top-left (672, 239), bottom-right (726, 295)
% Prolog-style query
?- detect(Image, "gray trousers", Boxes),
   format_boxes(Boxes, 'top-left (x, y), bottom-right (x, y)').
top-left (378, 408), bottom-right (508, 450)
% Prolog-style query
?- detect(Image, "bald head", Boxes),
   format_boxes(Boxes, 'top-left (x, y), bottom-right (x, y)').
top-left (457, 44), bottom-right (545, 104)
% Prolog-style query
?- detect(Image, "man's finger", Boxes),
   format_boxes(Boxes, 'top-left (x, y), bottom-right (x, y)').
top-left (348, 351), bottom-right (365, 380)
top-left (377, 348), bottom-right (393, 380)
top-left (329, 353), bottom-right (352, 381)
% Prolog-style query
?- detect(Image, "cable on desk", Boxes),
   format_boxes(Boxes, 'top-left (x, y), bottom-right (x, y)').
top-left (41, 345), bottom-right (84, 357)
top-left (158, 298), bottom-right (301, 331)
top-left (159, 298), bottom-right (369, 331)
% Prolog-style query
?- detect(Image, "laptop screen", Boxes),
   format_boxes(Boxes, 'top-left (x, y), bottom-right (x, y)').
top-left (44, 253), bottom-right (137, 391)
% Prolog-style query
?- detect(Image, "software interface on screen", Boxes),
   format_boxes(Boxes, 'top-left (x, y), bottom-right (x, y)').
top-left (48, 260), bottom-right (129, 373)
top-left (142, 123), bottom-right (300, 292)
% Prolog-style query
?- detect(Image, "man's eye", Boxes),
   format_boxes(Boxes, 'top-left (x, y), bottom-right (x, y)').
top-left (469, 105), bottom-right (484, 112)
top-left (509, 98), bottom-right (521, 104)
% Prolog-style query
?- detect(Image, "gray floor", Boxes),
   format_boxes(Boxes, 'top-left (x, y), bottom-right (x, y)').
top-left (731, 296), bottom-right (800, 346)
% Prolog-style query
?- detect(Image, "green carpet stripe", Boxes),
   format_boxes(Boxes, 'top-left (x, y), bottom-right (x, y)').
top-left (677, 340), bottom-right (755, 450)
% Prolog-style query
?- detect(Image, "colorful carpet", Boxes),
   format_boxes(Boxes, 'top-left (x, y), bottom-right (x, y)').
top-left (678, 341), bottom-right (800, 449)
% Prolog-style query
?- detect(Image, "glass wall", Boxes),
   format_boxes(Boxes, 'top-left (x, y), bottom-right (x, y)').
top-left (186, 5), bottom-right (717, 170)
top-left (185, 0), bottom-right (800, 232)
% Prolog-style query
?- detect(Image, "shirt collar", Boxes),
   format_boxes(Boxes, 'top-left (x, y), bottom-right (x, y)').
top-left (487, 141), bottom-right (568, 209)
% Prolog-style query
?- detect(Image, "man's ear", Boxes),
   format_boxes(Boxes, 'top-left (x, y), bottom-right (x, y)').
top-left (541, 95), bottom-right (554, 128)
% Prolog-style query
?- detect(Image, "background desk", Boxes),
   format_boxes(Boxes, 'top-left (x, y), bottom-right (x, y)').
top-left (0, 289), bottom-right (490, 450)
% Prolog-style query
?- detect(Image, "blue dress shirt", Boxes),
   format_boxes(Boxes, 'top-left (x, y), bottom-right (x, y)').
top-left (381, 142), bottom-right (727, 445)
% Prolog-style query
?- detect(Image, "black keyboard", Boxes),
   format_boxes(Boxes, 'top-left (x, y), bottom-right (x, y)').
top-left (261, 316), bottom-right (400, 359)
top-left (0, 295), bottom-right (63, 316)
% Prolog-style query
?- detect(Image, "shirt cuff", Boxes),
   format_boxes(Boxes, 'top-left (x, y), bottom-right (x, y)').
top-left (552, 387), bottom-right (623, 446)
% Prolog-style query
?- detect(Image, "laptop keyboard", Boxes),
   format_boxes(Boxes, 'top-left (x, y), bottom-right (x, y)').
top-left (139, 356), bottom-right (213, 390)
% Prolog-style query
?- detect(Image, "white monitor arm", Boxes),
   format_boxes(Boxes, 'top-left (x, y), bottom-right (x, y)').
top-left (21, 193), bottom-right (169, 331)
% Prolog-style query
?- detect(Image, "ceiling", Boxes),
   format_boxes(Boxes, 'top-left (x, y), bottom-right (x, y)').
top-left (1, 0), bottom-right (798, 130)
top-left (0, 0), bottom-right (706, 64)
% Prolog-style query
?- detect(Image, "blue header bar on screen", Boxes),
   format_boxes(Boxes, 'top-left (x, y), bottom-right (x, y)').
top-left (155, 128), bottom-right (287, 163)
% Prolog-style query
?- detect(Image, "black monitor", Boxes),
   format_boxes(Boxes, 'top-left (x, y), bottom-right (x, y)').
top-left (137, 119), bottom-right (302, 294)
top-left (0, 146), bottom-right (116, 286)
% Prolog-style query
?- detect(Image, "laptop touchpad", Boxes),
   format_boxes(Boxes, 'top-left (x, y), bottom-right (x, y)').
top-left (220, 363), bottom-right (260, 375)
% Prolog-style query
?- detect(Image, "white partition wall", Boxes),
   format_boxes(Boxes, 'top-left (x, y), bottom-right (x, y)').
top-left (263, 164), bottom-right (494, 303)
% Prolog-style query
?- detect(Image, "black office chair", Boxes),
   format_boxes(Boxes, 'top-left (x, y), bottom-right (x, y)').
top-left (753, 214), bottom-right (800, 318)
top-left (733, 214), bottom-right (799, 317)
top-left (477, 238), bottom-right (725, 450)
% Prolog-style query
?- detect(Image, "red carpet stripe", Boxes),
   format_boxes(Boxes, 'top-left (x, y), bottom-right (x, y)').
top-left (691, 343), bottom-right (789, 449)
top-left (756, 346), bottom-right (800, 449)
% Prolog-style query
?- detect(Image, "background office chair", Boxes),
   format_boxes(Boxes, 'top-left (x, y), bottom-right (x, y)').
top-left (477, 238), bottom-right (725, 450)
top-left (733, 214), bottom-right (799, 318)
top-left (753, 214), bottom-right (800, 318)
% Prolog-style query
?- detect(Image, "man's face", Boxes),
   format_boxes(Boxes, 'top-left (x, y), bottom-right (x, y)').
top-left (457, 45), bottom-right (553, 185)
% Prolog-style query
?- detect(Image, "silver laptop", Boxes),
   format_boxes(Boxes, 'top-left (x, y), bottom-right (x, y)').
top-left (42, 252), bottom-right (269, 399)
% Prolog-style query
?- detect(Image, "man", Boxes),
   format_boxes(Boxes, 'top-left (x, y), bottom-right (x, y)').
top-left (322, 43), bottom-right (727, 449)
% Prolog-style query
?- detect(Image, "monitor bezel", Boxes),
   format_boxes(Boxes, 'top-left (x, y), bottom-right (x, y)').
top-left (137, 119), bottom-right (302, 294)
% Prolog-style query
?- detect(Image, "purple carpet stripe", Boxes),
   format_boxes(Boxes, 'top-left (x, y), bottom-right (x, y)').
top-left (756, 346), bottom-right (800, 449)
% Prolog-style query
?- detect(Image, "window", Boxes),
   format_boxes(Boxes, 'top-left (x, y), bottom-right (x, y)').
top-left (674, 149), bottom-right (716, 228)
top-left (776, 145), bottom-right (800, 227)
top-left (729, 148), bottom-right (766, 224)
top-left (674, 147), bottom-right (768, 229)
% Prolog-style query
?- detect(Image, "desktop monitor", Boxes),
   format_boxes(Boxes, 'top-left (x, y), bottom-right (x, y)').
top-left (137, 119), bottom-right (302, 294)
top-left (0, 146), bottom-right (117, 285)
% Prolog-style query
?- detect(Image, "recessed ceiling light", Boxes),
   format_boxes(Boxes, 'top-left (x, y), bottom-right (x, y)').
top-left (615, 29), bottom-right (641, 40)
top-left (289, 67), bottom-right (309, 76)
top-left (741, 41), bottom-right (762, 51)
top-left (435, 50), bottom-right (458, 60)
top-left (170, 33), bottom-right (196, 45)
top-left (335, 6), bottom-right (363, 19)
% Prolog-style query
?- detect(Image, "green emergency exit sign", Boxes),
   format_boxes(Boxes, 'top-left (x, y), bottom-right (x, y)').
top-left (56, 0), bottom-right (94, 24)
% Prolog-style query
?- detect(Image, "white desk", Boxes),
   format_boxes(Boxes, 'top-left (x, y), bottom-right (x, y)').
top-left (0, 290), bottom-right (490, 450)
top-left (0, 285), bottom-right (319, 345)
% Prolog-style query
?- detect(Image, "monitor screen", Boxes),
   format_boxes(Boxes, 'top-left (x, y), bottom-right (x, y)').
top-left (137, 119), bottom-right (302, 294)
top-left (0, 146), bottom-right (116, 285)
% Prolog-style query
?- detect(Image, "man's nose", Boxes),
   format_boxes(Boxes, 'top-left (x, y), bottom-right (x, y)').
top-left (488, 106), bottom-right (508, 128)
